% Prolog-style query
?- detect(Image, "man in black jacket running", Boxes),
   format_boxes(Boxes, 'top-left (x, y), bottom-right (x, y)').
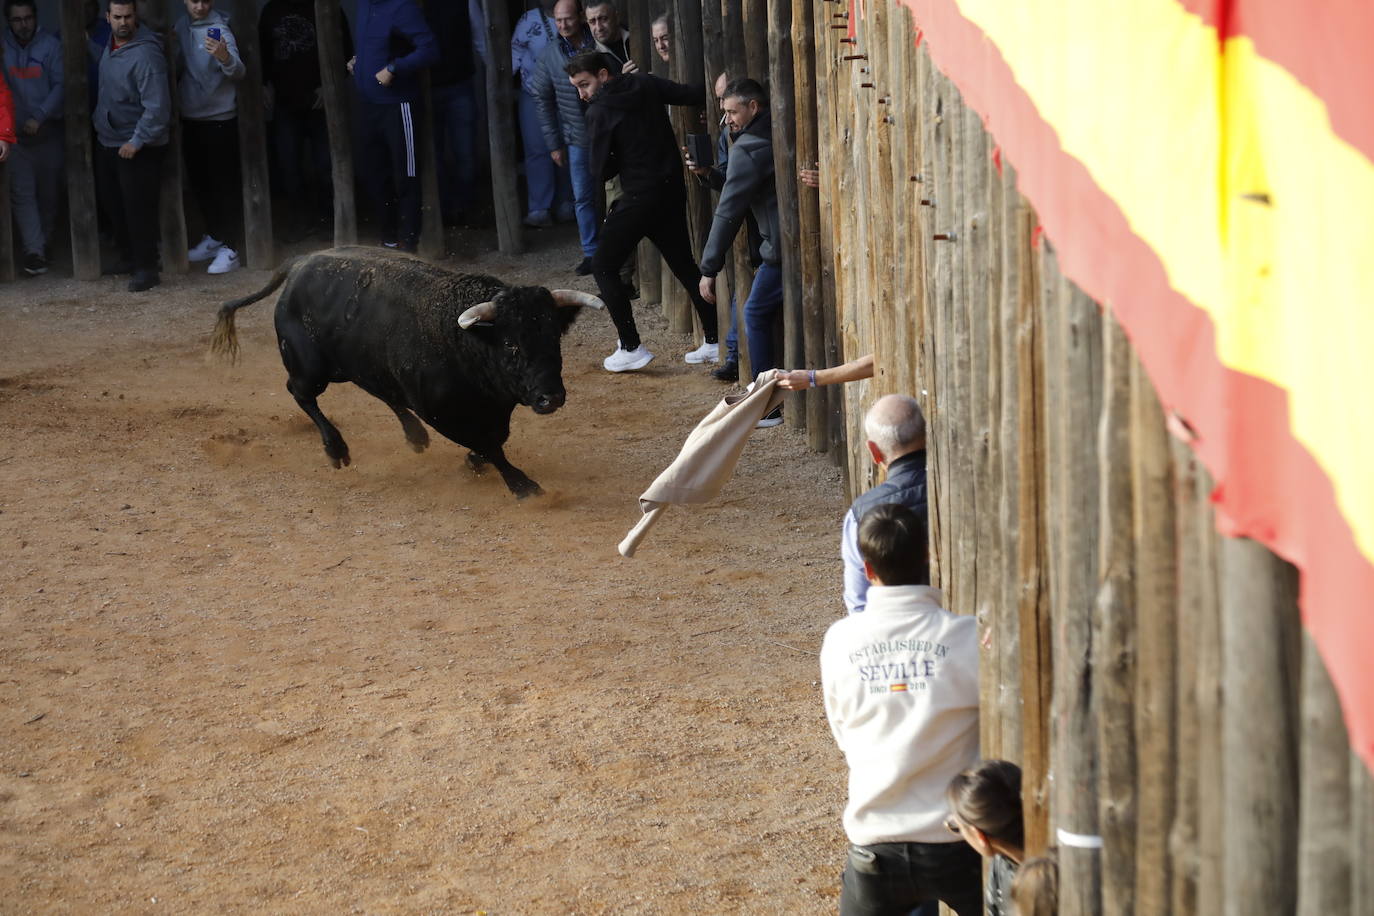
top-left (566, 51), bottom-right (719, 373)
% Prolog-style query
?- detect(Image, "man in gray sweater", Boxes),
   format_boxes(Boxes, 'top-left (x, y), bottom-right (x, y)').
top-left (93, 0), bottom-right (171, 292)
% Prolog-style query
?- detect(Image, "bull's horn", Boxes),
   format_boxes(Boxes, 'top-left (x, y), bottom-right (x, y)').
top-left (458, 301), bottom-right (497, 328)
top-left (549, 289), bottom-right (605, 310)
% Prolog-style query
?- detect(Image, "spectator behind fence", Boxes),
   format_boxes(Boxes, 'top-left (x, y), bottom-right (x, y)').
top-left (821, 502), bottom-right (983, 915)
top-left (650, 13), bottom-right (669, 63)
top-left (3, 0), bottom-right (63, 276)
top-left (684, 69), bottom-right (765, 384)
top-left (176, 0), bottom-right (246, 275)
top-left (946, 759), bottom-right (1026, 916)
top-left (1010, 852), bottom-right (1059, 916)
top-left (569, 50), bottom-right (718, 373)
top-left (348, 0), bottom-right (438, 252)
top-left (842, 394), bottom-right (928, 614)
top-left (424, 0), bottom-right (485, 227)
top-left (93, 0), bottom-right (170, 292)
top-left (586, 0), bottom-right (634, 73)
top-left (698, 79), bottom-right (783, 421)
top-left (512, 0), bottom-right (574, 229)
top-left (259, 0), bottom-right (351, 238)
top-left (530, 0), bottom-right (599, 274)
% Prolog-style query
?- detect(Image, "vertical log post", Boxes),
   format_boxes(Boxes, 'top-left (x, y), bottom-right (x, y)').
top-left (157, 15), bottom-right (189, 275)
top-left (634, 0), bottom-right (662, 306)
top-left (660, 0), bottom-right (693, 333)
top-left (768, 0), bottom-right (802, 424)
top-left (61, 0), bottom-right (100, 280)
top-left (793, 0), bottom-right (825, 448)
top-left (1295, 634), bottom-right (1352, 915)
top-left (231, 0), bottom-right (274, 268)
top-left (481, 0), bottom-right (524, 254)
top-left (1167, 437), bottom-right (1204, 916)
top-left (1131, 360), bottom-right (1178, 913)
top-left (1043, 258), bottom-right (1103, 916)
top-left (416, 69), bottom-right (444, 259)
top-left (1220, 539), bottom-right (1300, 915)
top-left (1191, 461), bottom-right (1226, 916)
top-left (1354, 757), bottom-right (1374, 916)
top-left (699, 0), bottom-right (727, 339)
top-left (1093, 312), bottom-right (1137, 916)
top-left (316, 0), bottom-right (357, 245)
top-left (0, 163), bottom-right (11, 282)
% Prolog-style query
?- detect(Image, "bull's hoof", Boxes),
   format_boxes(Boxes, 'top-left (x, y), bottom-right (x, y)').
top-left (328, 449), bottom-right (351, 469)
top-left (407, 437), bottom-right (429, 454)
top-left (466, 451), bottom-right (490, 474)
top-left (514, 482), bottom-right (544, 499)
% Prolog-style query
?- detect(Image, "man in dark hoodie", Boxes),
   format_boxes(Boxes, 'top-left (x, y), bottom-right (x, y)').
top-left (698, 78), bottom-right (783, 422)
top-left (93, 0), bottom-right (171, 292)
top-left (567, 50), bottom-right (719, 373)
top-left (424, 0), bottom-right (485, 226)
top-left (347, 0), bottom-right (438, 252)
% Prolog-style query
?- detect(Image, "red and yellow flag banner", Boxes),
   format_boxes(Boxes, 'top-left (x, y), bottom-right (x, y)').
top-left (891, 0), bottom-right (1374, 769)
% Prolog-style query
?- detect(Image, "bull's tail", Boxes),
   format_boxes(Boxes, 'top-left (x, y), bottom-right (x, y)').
top-left (208, 258), bottom-right (299, 364)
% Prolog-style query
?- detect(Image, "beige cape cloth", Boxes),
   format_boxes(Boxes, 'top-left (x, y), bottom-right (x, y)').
top-left (619, 372), bottom-right (784, 557)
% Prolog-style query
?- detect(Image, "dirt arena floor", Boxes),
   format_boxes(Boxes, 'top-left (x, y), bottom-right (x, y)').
top-left (0, 226), bottom-right (855, 914)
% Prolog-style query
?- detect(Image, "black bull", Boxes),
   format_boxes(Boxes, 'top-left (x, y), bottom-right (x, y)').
top-left (208, 248), bottom-right (604, 497)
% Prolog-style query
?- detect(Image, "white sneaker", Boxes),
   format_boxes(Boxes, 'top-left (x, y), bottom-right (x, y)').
top-left (603, 343), bottom-right (655, 373)
top-left (188, 234), bottom-right (223, 262)
top-left (683, 341), bottom-right (719, 364)
top-left (207, 246), bottom-right (241, 274)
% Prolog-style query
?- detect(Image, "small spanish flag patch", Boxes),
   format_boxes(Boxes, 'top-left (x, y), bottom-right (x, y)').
top-left (890, 683), bottom-right (908, 692)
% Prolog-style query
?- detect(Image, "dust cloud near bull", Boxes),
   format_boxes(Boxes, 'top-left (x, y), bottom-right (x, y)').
top-left (208, 248), bottom-right (603, 497)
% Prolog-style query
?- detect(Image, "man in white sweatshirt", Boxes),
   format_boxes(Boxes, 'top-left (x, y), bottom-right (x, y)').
top-left (820, 503), bottom-right (983, 915)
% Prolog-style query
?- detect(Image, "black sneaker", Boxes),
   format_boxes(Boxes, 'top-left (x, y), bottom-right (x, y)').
top-left (22, 252), bottom-right (47, 276)
top-left (575, 257), bottom-right (593, 276)
top-left (756, 405), bottom-right (784, 428)
top-left (711, 359), bottom-right (739, 382)
top-left (127, 269), bottom-right (160, 292)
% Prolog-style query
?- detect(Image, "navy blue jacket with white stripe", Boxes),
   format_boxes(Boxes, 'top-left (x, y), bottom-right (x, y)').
top-left (353, 0), bottom-right (438, 106)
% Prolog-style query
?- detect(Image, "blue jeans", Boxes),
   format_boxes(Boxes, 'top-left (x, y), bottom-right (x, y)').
top-left (744, 261), bottom-right (784, 374)
top-left (517, 91), bottom-right (570, 214)
top-left (565, 142), bottom-right (599, 257)
top-left (432, 79), bottom-right (478, 221)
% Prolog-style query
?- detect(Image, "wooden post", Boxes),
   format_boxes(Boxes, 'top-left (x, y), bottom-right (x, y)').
top-left (742, 0), bottom-right (767, 80)
top-left (158, 20), bottom-right (189, 275)
top-left (231, 0), bottom-right (274, 268)
top-left (636, 0), bottom-right (665, 308)
top-left (1043, 256), bottom-right (1103, 916)
top-left (61, 0), bottom-right (101, 280)
top-left (0, 163), bottom-right (11, 282)
top-left (1094, 312), bottom-right (1137, 916)
top-left (416, 69), bottom-right (444, 259)
top-left (1167, 436), bottom-right (1204, 916)
top-left (1191, 459), bottom-right (1226, 916)
top-left (1131, 359), bottom-right (1177, 913)
top-left (769, 0), bottom-right (802, 423)
top-left (660, 0), bottom-right (694, 333)
top-left (316, 0), bottom-right (356, 246)
top-left (481, 0), bottom-right (525, 254)
top-left (793, 0), bottom-right (825, 448)
top-left (1296, 634), bottom-right (1352, 915)
top-left (1220, 539), bottom-right (1300, 915)
top-left (699, 0), bottom-right (726, 341)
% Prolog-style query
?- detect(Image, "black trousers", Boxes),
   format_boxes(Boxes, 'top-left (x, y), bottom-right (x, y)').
top-left (94, 142), bottom-right (166, 273)
top-left (839, 841), bottom-right (983, 916)
top-left (356, 99), bottom-right (423, 249)
top-left (182, 118), bottom-right (243, 250)
top-left (590, 178), bottom-right (717, 352)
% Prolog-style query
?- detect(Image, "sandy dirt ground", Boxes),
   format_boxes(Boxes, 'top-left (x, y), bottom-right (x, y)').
top-left (0, 226), bottom-right (856, 914)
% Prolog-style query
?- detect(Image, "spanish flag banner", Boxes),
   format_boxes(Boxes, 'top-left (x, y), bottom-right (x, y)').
top-left (893, 0), bottom-right (1374, 770)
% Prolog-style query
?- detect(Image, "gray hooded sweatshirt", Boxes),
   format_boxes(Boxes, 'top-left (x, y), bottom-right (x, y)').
top-left (174, 9), bottom-right (244, 121)
top-left (93, 25), bottom-right (171, 149)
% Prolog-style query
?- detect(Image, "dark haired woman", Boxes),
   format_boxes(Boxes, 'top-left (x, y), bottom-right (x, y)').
top-left (945, 759), bottom-right (1026, 916)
